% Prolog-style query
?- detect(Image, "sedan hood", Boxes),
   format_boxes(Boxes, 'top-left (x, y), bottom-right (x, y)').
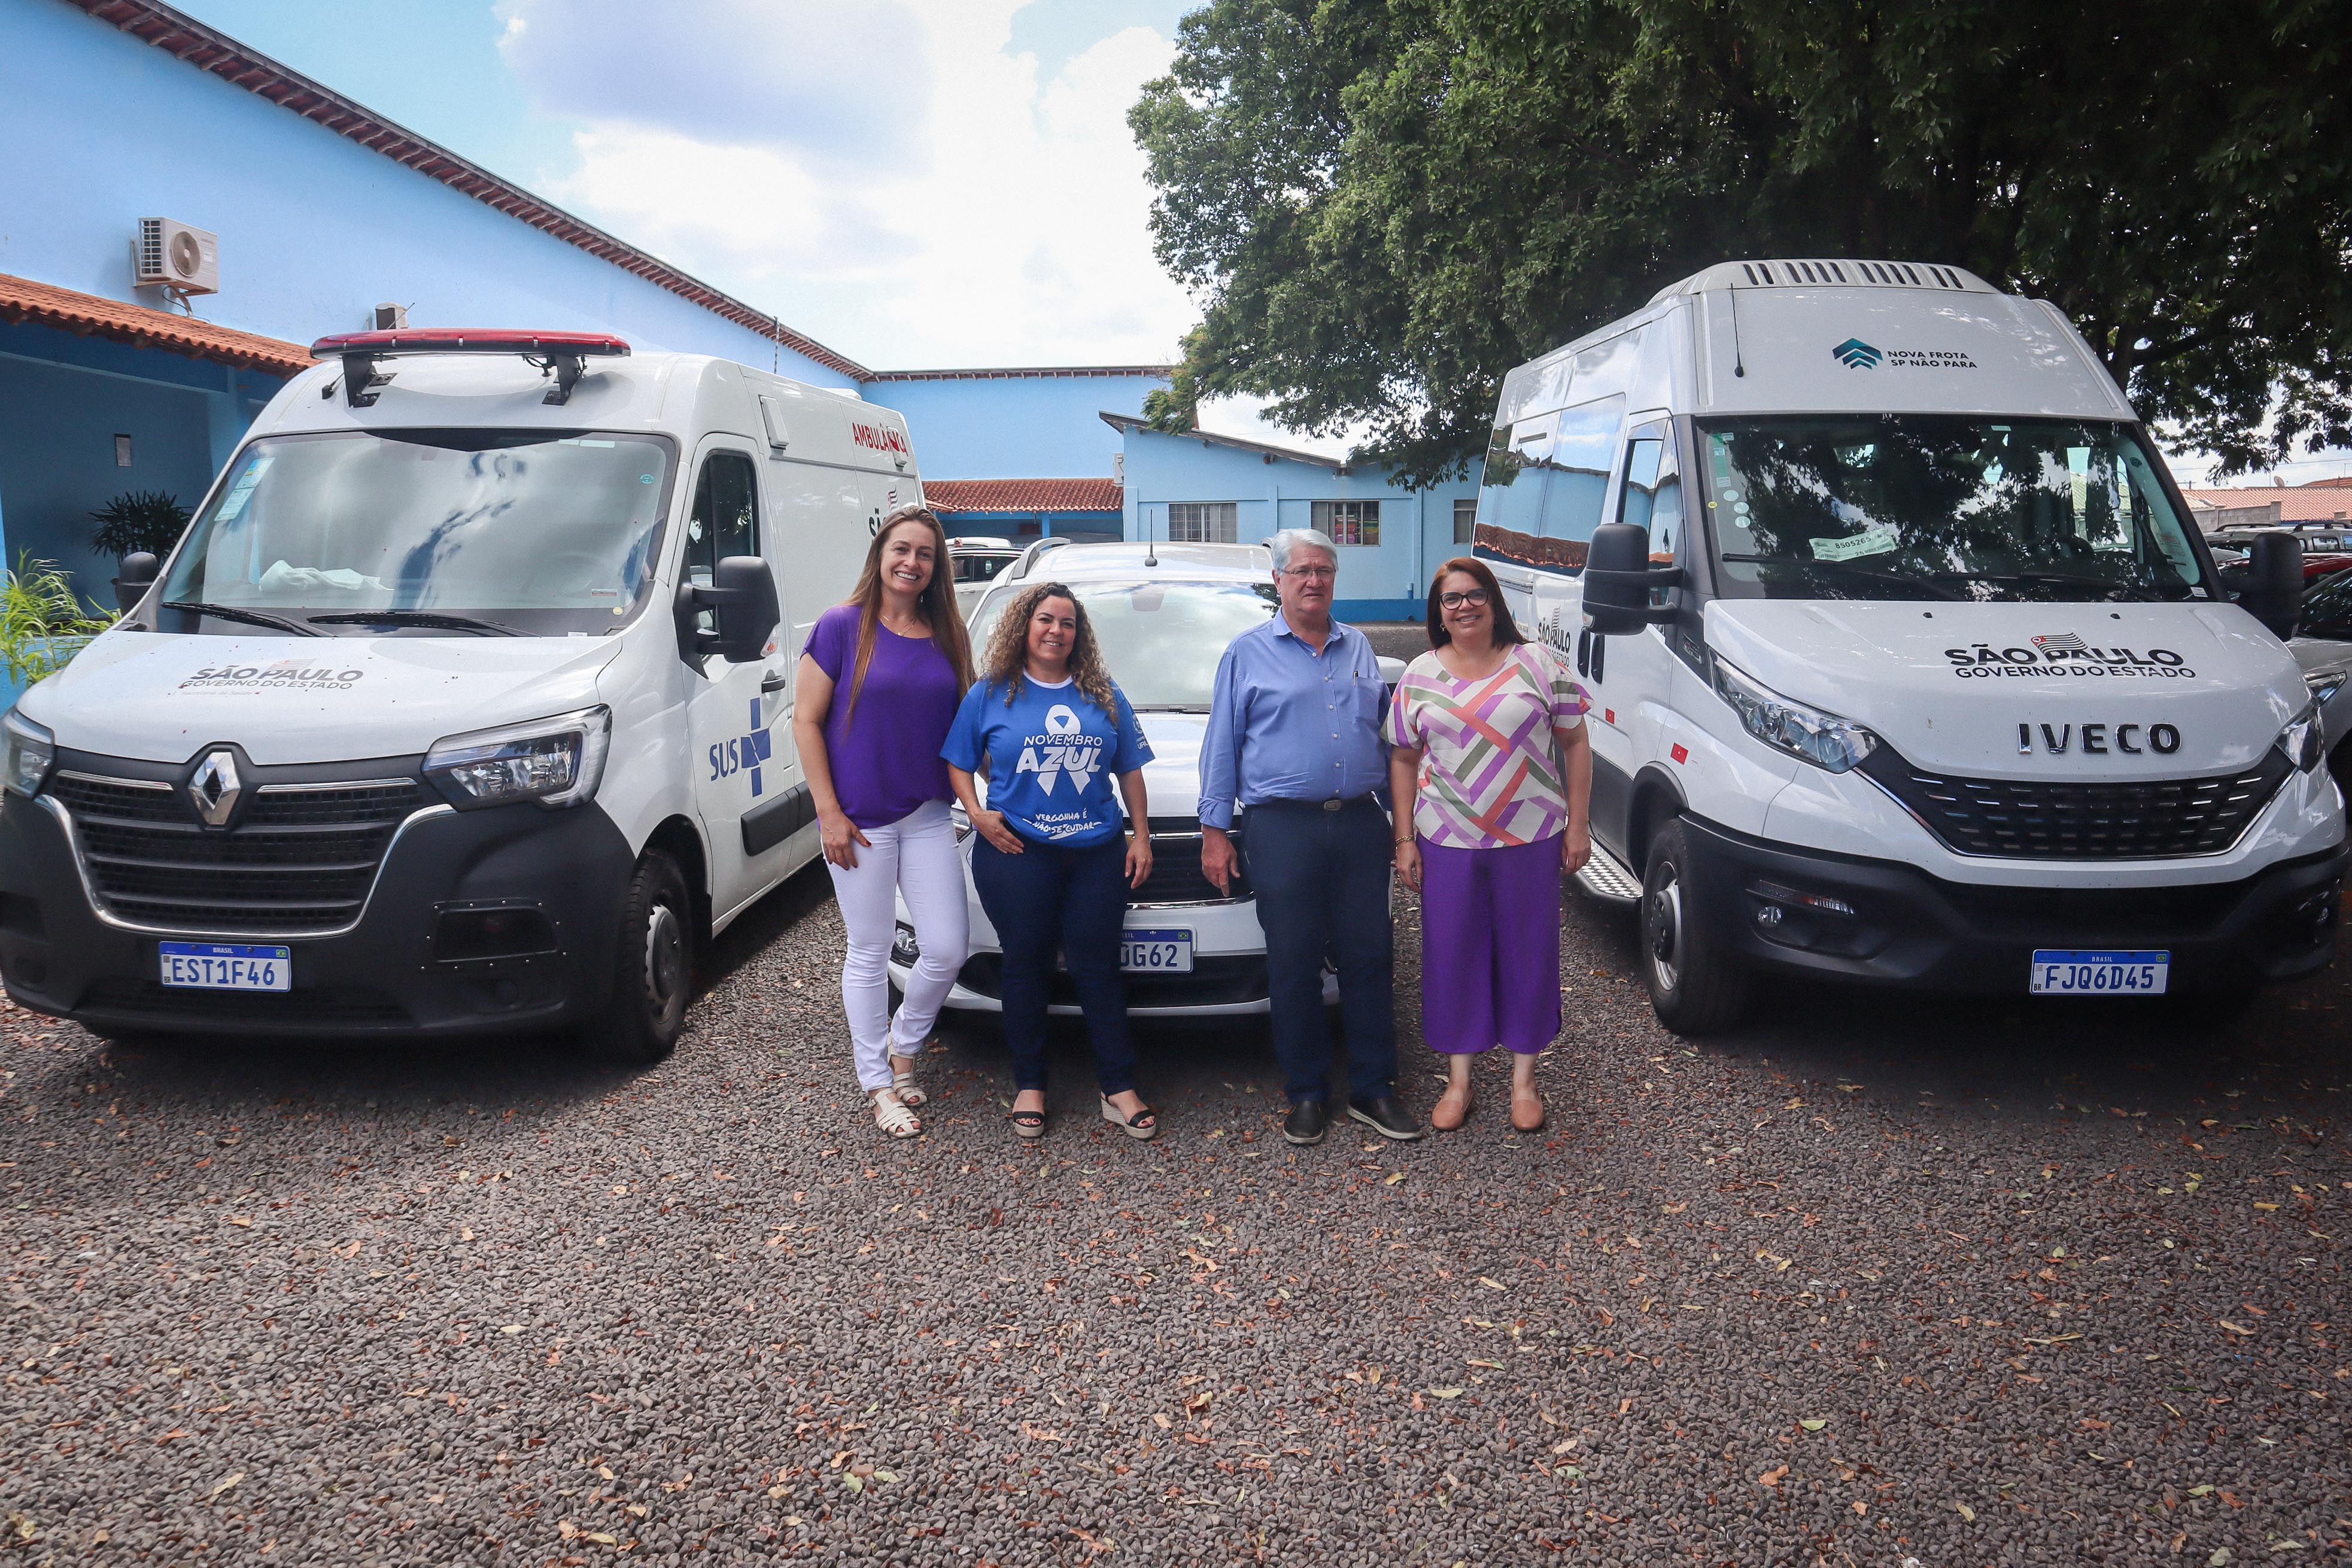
top-left (1701, 598), bottom-right (2306, 777)
top-left (19, 628), bottom-right (624, 765)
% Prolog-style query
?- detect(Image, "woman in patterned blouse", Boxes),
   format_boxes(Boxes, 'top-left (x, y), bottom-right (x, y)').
top-left (1386, 557), bottom-right (1593, 1133)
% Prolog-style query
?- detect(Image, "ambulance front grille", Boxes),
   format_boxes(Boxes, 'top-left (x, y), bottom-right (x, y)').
top-left (48, 772), bottom-right (425, 934)
top-left (1855, 746), bottom-right (2294, 861)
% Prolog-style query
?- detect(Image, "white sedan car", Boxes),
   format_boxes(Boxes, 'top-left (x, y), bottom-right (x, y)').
top-left (888, 540), bottom-right (1400, 1016)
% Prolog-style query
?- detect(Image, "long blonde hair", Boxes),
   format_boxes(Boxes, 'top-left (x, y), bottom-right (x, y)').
top-left (841, 505), bottom-right (973, 727)
top-left (981, 581), bottom-right (1118, 718)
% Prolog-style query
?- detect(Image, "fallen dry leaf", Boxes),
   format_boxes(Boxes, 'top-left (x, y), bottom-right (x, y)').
top-left (205, 1472), bottom-right (243, 1499)
top-left (1427, 1387), bottom-right (1464, 1399)
top-left (1759, 1465), bottom-right (1789, 1487)
top-left (1953, 1501), bottom-right (1976, 1521)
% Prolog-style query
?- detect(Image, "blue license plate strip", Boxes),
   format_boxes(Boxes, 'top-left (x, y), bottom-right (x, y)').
top-left (2029, 949), bottom-right (2168, 996)
top-left (159, 941), bottom-right (291, 992)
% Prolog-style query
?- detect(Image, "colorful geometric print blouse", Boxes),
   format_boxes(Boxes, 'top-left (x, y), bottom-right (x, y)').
top-left (1385, 643), bottom-right (1589, 849)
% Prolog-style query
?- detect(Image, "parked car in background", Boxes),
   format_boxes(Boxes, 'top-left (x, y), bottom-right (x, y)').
top-left (948, 536), bottom-right (1022, 618)
top-left (888, 539), bottom-right (1403, 1016)
top-left (2291, 567), bottom-right (2352, 796)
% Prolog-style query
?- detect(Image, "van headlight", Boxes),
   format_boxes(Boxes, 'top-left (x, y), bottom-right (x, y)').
top-left (1710, 656), bottom-right (1877, 773)
top-left (2279, 699), bottom-right (2325, 773)
top-left (425, 706), bottom-right (610, 809)
top-left (2, 710), bottom-right (54, 798)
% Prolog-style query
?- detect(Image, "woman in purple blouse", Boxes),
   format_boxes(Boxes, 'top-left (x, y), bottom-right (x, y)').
top-left (792, 506), bottom-right (974, 1139)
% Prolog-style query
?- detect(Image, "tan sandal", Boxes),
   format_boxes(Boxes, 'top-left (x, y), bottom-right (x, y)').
top-left (1432, 1081), bottom-right (1475, 1132)
top-left (871, 1087), bottom-right (922, 1139)
top-left (889, 1051), bottom-right (926, 1107)
top-left (1509, 1083), bottom-right (1545, 1134)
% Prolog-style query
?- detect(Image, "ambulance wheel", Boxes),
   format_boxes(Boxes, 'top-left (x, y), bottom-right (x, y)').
top-left (584, 850), bottom-right (694, 1065)
top-left (1640, 818), bottom-right (1750, 1035)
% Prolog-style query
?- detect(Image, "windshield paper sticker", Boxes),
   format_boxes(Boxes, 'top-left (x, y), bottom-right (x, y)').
top-left (1810, 524), bottom-right (1900, 562)
top-left (179, 660), bottom-right (364, 692)
top-left (213, 454), bottom-right (272, 522)
top-left (1944, 636), bottom-right (2193, 679)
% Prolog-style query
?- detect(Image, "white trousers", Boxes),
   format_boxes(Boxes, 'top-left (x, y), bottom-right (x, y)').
top-left (825, 800), bottom-right (970, 1093)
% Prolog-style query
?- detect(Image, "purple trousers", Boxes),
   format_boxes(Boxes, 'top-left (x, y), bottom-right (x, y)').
top-left (1418, 834), bottom-right (1562, 1055)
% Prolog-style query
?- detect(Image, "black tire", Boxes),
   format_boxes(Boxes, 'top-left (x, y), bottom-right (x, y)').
top-left (582, 849), bottom-right (694, 1065)
top-left (1639, 816), bottom-right (1750, 1034)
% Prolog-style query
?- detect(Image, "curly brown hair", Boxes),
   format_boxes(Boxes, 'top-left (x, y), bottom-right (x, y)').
top-left (981, 582), bottom-right (1118, 716)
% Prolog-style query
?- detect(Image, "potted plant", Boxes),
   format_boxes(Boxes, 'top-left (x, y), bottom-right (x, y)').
top-left (0, 553), bottom-right (116, 689)
top-left (88, 489), bottom-right (190, 601)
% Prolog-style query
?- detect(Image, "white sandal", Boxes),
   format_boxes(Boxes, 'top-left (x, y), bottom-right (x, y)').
top-left (870, 1087), bottom-right (921, 1139)
top-left (889, 1052), bottom-right (927, 1107)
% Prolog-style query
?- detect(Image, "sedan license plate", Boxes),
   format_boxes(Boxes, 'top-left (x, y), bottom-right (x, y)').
top-left (159, 941), bottom-right (291, 992)
top-left (2029, 950), bottom-right (2168, 996)
top-left (1121, 928), bottom-right (1193, 975)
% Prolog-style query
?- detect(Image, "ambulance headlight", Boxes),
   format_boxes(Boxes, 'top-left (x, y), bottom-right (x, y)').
top-left (2, 710), bottom-right (54, 799)
top-left (2279, 700), bottom-right (2325, 773)
top-left (1710, 657), bottom-right (1877, 773)
top-left (426, 706), bottom-right (610, 809)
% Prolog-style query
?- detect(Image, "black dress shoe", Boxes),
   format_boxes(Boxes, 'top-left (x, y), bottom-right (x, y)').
top-left (1283, 1099), bottom-right (1327, 1145)
top-left (1348, 1096), bottom-right (1424, 1141)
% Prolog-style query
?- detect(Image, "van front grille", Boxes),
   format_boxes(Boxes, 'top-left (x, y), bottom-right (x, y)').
top-left (1856, 746), bottom-right (2293, 860)
top-left (48, 771), bottom-right (426, 934)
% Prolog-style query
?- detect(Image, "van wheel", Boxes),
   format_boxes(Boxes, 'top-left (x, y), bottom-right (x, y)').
top-left (584, 850), bottom-right (694, 1065)
top-left (1639, 818), bottom-right (1749, 1034)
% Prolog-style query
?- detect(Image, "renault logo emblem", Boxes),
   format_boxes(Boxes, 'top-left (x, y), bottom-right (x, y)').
top-left (189, 750), bottom-right (242, 826)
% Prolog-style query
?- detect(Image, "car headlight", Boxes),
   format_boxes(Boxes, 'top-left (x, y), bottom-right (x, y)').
top-left (2279, 698), bottom-right (2325, 773)
top-left (2304, 668), bottom-right (2347, 707)
top-left (1710, 655), bottom-right (1877, 773)
top-left (424, 706), bottom-right (610, 809)
top-left (2, 710), bottom-right (54, 799)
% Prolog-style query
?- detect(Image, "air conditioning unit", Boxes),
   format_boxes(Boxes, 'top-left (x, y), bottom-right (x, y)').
top-left (373, 303), bottom-right (409, 330)
top-left (133, 217), bottom-right (220, 296)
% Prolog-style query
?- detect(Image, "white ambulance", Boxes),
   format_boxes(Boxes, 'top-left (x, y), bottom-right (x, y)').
top-left (0, 329), bottom-right (914, 1061)
top-left (1473, 260), bottom-right (2343, 1031)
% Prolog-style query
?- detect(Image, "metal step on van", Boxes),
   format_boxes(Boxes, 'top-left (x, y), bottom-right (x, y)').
top-left (0, 329), bottom-right (917, 1060)
top-left (1472, 260), bottom-right (2345, 1032)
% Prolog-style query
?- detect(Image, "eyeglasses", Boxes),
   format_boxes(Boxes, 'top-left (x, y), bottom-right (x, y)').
top-left (1439, 588), bottom-right (1490, 609)
top-left (1281, 565), bottom-right (1338, 581)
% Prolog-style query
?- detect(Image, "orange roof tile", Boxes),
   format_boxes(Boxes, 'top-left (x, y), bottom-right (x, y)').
top-left (0, 271), bottom-right (314, 375)
top-left (2184, 487), bottom-right (2352, 524)
top-left (925, 478), bottom-right (1124, 513)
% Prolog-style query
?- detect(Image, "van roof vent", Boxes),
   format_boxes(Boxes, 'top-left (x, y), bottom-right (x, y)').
top-left (1651, 260), bottom-right (1992, 305)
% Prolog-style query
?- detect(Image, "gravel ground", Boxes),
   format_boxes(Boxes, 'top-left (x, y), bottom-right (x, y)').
top-left (2, 853), bottom-right (2348, 1567)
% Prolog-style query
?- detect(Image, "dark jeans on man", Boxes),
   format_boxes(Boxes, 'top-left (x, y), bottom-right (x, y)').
top-left (970, 831), bottom-right (1138, 1096)
top-left (1241, 797), bottom-right (1397, 1105)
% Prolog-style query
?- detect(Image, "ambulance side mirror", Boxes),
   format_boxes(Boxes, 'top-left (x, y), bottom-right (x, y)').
top-left (114, 552), bottom-right (158, 614)
top-left (2236, 531), bottom-right (2302, 641)
top-left (676, 556), bottom-right (780, 665)
top-left (1581, 522), bottom-right (1679, 637)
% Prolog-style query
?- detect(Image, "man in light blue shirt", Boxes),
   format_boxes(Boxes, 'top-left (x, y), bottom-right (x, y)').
top-left (1200, 528), bottom-right (1419, 1147)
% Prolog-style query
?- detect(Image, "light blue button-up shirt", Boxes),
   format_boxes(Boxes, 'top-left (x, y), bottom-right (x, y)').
top-left (1197, 614), bottom-right (1390, 830)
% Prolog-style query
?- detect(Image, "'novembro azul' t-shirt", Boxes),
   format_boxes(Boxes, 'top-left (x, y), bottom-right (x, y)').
top-left (941, 674), bottom-right (1154, 847)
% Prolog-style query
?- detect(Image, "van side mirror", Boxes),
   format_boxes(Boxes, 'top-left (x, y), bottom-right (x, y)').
top-left (1581, 521), bottom-right (1679, 637)
top-left (676, 556), bottom-right (781, 665)
top-left (2236, 531), bottom-right (2302, 640)
top-left (114, 552), bottom-right (158, 614)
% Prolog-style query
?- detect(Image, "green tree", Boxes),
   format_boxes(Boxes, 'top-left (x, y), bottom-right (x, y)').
top-left (1132, 0), bottom-right (2351, 484)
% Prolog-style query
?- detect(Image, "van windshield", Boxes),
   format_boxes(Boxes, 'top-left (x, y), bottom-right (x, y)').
top-left (969, 579), bottom-right (1280, 709)
top-left (1701, 417), bottom-right (2205, 603)
top-left (158, 429), bottom-right (677, 636)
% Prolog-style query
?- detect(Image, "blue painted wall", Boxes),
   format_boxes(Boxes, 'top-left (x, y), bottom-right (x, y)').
top-left (1117, 426), bottom-right (1481, 620)
top-left (0, 0), bottom-right (854, 387)
top-left (868, 373), bottom-right (1166, 479)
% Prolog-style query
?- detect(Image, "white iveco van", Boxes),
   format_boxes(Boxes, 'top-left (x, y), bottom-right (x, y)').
top-left (1474, 260), bottom-right (2344, 1031)
top-left (0, 329), bottom-right (916, 1060)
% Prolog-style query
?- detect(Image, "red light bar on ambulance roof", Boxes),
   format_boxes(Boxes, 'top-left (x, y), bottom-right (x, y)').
top-left (306, 329), bottom-right (631, 409)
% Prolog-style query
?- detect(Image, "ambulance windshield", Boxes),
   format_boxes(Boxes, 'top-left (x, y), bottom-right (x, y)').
top-left (1701, 417), bottom-right (2206, 603)
top-left (157, 429), bottom-right (677, 635)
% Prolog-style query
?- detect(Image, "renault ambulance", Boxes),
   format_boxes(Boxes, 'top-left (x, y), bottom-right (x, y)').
top-left (0, 330), bottom-right (915, 1061)
top-left (1473, 260), bottom-right (2343, 1031)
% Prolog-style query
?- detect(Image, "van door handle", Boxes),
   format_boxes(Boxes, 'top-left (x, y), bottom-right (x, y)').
top-left (760, 670), bottom-right (789, 694)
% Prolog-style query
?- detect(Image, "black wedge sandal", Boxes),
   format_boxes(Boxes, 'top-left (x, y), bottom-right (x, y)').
top-left (1100, 1096), bottom-right (1159, 1141)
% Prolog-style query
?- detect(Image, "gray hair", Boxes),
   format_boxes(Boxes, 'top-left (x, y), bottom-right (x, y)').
top-left (1267, 528), bottom-right (1339, 575)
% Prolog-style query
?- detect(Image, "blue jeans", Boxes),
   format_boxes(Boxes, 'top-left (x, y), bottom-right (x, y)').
top-left (970, 831), bottom-right (1138, 1096)
top-left (1242, 797), bottom-right (1397, 1105)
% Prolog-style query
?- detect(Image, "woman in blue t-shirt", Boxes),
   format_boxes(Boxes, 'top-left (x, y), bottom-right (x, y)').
top-left (943, 582), bottom-right (1159, 1141)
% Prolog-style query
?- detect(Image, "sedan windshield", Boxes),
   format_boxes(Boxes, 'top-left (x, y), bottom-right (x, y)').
top-left (159, 429), bottom-right (677, 636)
top-left (971, 579), bottom-right (1280, 709)
top-left (1702, 416), bottom-right (2205, 603)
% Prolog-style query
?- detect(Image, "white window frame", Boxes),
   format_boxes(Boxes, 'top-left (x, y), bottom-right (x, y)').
top-left (1312, 499), bottom-right (1381, 547)
top-left (1452, 497), bottom-right (1478, 545)
top-left (1166, 501), bottom-right (1238, 543)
